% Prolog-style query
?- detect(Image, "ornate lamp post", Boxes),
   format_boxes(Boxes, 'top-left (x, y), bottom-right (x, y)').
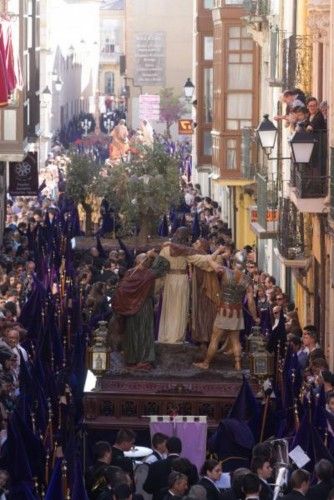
top-left (103, 114), bottom-right (114, 135)
top-left (86, 321), bottom-right (111, 390)
top-left (256, 114), bottom-right (316, 163)
top-left (81, 118), bottom-right (92, 137)
top-left (183, 77), bottom-right (195, 102)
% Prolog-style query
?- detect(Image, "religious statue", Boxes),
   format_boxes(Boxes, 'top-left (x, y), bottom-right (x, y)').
top-left (187, 255), bottom-right (259, 371)
top-left (109, 119), bottom-right (129, 161)
top-left (158, 227), bottom-right (190, 344)
top-left (139, 119), bottom-right (154, 148)
top-left (112, 249), bottom-right (170, 370)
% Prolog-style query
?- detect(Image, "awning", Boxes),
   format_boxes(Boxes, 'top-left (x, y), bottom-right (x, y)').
top-left (212, 178), bottom-right (256, 186)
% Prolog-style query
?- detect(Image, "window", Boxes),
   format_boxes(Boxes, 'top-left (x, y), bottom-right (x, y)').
top-left (105, 72), bottom-right (115, 95)
top-left (226, 139), bottom-right (237, 169)
top-left (204, 131), bottom-right (212, 155)
top-left (227, 93), bottom-right (252, 119)
top-left (204, 0), bottom-right (214, 8)
top-left (225, 25), bottom-right (254, 130)
top-left (204, 68), bottom-right (213, 123)
top-left (228, 64), bottom-right (253, 90)
top-left (103, 37), bottom-right (115, 54)
top-left (204, 37), bottom-right (213, 60)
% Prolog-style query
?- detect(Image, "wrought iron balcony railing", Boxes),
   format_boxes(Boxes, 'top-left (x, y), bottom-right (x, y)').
top-left (242, 0), bottom-right (270, 17)
top-left (282, 35), bottom-right (313, 93)
top-left (277, 198), bottom-right (305, 260)
top-left (256, 173), bottom-right (278, 230)
top-left (290, 130), bottom-right (328, 199)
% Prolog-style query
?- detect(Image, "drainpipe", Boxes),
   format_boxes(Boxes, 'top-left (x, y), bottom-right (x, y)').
top-left (319, 214), bottom-right (326, 346)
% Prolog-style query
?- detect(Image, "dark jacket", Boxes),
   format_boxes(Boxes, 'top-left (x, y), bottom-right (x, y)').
top-left (198, 477), bottom-right (222, 500)
top-left (282, 491), bottom-right (306, 500)
top-left (306, 479), bottom-right (334, 500)
top-left (259, 479), bottom-right (273, 500)
top-left (309, 111), bottom-right (327, 132)
top-left (162, 492), bottom-right (183, 500)
top-left (110, 446), bottom-right (134, 477)
top-left (143, 454), bottom-right (198, 500)
top-left (220, 489), bottom-right (238, 500)
top-left (86, 460), bottom-right (110, 499)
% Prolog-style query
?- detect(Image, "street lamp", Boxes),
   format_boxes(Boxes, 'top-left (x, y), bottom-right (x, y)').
top-left (81, 118), bottom-right (92, 137)
top-left (54, 77), bottom-right (63, 92)
top-left (103, 114), bottom-right (114, 135)
top-left (184, 77), bottom-right (195, 101)
top-left (41, 86), bottom-right (52, 105)
top-left (121, 85), bottom-right (130, 99)
top-left (68, 45), bottom-right (75, 57)
top-left (256, 114), bottom-right (277, 153)
top-left (256, 115), bottom-right (316, 163)
top-left (289, 128), bottom-right (317, 164)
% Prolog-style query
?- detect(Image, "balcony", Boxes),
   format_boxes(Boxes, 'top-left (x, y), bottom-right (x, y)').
top-left (211, 127), bottom-right (256, 186)
top-left (275, 198), bottom-right (311, 268)
top-left (242, 0), bottom-right (270, 17)
top-left (240, 127), bottom-right (256, 180)
top-left (241, 0), bottom-right (270, 35)
top-left (289, 130), bottom-right (328, 213)
top-left (251, 173), bottom-right (278, 239)
top-left (100, 50), bottom-right (121, 65)
top-left (282, 34), bottom-right (312, 94)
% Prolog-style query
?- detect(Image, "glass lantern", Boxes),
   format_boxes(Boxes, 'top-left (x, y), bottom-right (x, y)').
top-left (87, 321), bottom-right (110, 378)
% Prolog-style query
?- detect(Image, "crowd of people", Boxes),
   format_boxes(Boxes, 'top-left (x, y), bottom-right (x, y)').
top-left (86, 431), bottom-right (334, 500)
top-left (0, 116), bottom-right (333, 498)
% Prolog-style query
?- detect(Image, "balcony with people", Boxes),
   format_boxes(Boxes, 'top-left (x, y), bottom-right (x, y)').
top-left (256, 90), bottom-right (328, 214)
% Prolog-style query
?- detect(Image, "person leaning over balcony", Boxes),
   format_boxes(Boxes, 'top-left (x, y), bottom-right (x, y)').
top-left (306, 97), bottom-right (327, 132)
top-left (293, 106), bottom-right (309, 132)
top-left (274, 88), bottom-right (306, 126)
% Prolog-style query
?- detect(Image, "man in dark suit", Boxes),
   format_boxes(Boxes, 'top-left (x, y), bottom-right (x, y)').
top-left (282, 469), bottom-right (310, 499)
top-left (242, 473), bottom-right (261, 500)
top-left (306, 459), bottom-right (334, 500)
top-left (86, 441), bottom-right (112, 498)
top-left (144, 437), bottom-right (194, 500)
top-left (111, 428), bottom-right (136, 478)
top-left (250, 456), bottom-right (273, 500)
top-left (162, 472), bottom-right (188, 500)
top-left (198, 459), bottom-right (223, 500)
top-left (221, 468), bottom-right (250, 500)
top-left (145, 432), bottom-right (168, 464)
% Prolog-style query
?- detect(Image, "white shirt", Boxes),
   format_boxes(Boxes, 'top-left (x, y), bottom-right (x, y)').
top-left (145, 450), bottom-right (167, 464)
top-left (185, 192), bottom-right (194, 206)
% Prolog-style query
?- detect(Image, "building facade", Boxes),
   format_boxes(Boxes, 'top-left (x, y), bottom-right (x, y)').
top-left (194, 0), bottom-right (334, 363)
top-left (0, 0), bottom-right (40, 243)
top-left (242, 0), bottom-right (334, 364)
top-left (194, 0), bottom-right (259, 248)
top-left (124, 0), bottom-right (193, 130)
top-left (193, 0), bottom-right (213, 196)
top-left (98, 0), bottom-right (125, 117)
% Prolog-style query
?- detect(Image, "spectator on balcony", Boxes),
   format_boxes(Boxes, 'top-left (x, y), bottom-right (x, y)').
top-left (306, 97), bottom-right (327, 132)
top-left (293, 106), bottom-right (309, 132)
top-left (274, 88), bottom-right (306, 126)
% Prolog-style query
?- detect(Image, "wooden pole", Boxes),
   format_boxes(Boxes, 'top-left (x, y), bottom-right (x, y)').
top-left (260, 395), bottom-right (270, 443)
